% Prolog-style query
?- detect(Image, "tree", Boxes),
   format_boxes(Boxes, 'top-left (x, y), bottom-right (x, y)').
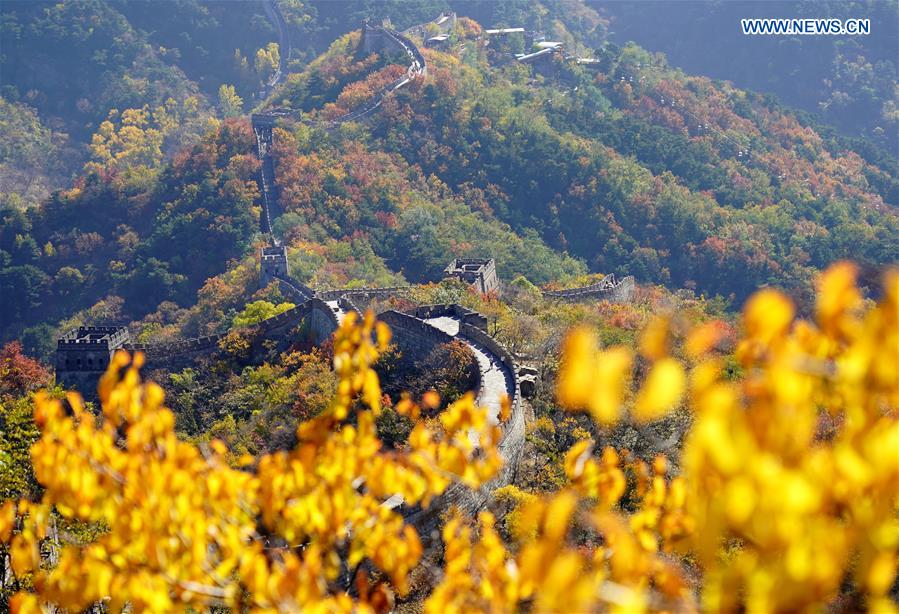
top-left (3, 312), bottom-right (504, 610)
top-left (53, 266), bottom-right (84, 295)
top-left (232, 300), bottom-right (295, 328)
top-left (0, 342), bottom-right (50, 400)
top-left (86, 107), bottom-right (164, 176)
top-left (217, 84), bottom-right (243, 118)
top-left (254, 42), bottom-right (280, 84)
top-left (0, 396), bottom-right (41, 502)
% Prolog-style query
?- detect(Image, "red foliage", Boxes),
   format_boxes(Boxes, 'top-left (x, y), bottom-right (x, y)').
top-left (0, 342), bottom-right (51, 399)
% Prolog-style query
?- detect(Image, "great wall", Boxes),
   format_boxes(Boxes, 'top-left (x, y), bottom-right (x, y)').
top-left (55, 6), bottom-right (633, 542)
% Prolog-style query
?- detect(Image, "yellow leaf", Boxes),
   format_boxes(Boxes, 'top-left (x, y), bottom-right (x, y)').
top-left (633, 358), bottom-right (685, 422)
top-left (557, 327), bottom-right (596, 409)
top-left (816, 261), bottom-right (860, 331)
top-left (499, 395), bottom-right (512, 423)
top-left (0, 500), bottom-right (15, 542)
top-left (685, 320), bottom-right (727, 358)
top-left (10, 533), bottom-right (37, 577)
top-left (743, 288), bottom-right (794, 342)
top-left (9, 592), bottom-right (40, 614)
top-left (867, 552), bottom-right (897, 595)
top-left (422, 390), bottom-right (440, 410)
top-left (639, 316), bottom-right (670, 360)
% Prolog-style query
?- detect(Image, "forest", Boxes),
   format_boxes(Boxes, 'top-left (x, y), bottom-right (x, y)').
top-left (0, 0), bottom-right (897, 611)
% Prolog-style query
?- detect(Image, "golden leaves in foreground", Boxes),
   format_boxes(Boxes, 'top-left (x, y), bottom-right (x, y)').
top-left (3, 263), bottom-right (897, 613)
top-left (558, 262), bottom-right (896, 612)
top-left (557, 333), bottom-right (633, 424)
top-left (559, 314), bottom-right (687, 425)
top-left (687, 264), bottom-right (899, 612)
top-left (4, 311), bottom-right (501, 612)
top-left (429, 263), bottom-right (896, 613)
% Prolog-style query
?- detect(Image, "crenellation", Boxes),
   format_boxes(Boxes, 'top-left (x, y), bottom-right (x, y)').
top-left (414, 304), bottom-right (488, 331)
top-left (260, 244), bottom-right (290, 287)
top-left (543, 274), bottom-right (635, 303)
top-left (56, 326), bottom-right (131, 399)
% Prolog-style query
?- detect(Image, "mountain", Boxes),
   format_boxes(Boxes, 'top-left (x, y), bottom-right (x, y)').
top-left (1, 4), bottom-right (897, 610)
top-left (268, 21), bottom-right (897, 301)
top-left (595, 0), bottom-right (899, 152)
top-left (0, 2), bottom-right (896, 355)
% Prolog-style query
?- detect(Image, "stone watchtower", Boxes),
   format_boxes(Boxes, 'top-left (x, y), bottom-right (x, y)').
top-left (361, 21), bottom-right (388, 54)
top-left (443, 258), bottom-right (499, 294)
top-left (260, 244), bottom-right (290, 287)
top-left (56, 326), bottom-right (131, 399)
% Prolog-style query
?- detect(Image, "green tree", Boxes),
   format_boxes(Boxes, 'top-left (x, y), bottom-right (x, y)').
top-left (54, 266), bottom-right (84, 295)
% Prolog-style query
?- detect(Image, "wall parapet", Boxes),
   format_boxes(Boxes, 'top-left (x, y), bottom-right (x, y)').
top-left (413, 304), bottom-right (488, 331)
top-left (122, 300), bottom-right (314, 361)
top-left (403, 319), bottom-right (525, 535)
top-left (338, 296), bottom-right (362, 316)
top-left (543, 274), bottom-right (635, 303)
top-left (276, 275), bottom-right (314, 300)
top-left (316, 286), bottom-right (413, 301)
top-left (378, 310), bottom-right (455, 346)
top-left (58, 326), bottom-right (130, 350)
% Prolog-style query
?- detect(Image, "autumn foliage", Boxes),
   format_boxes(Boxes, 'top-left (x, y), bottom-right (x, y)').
top-left (2, 263), bottom-right (897, 612)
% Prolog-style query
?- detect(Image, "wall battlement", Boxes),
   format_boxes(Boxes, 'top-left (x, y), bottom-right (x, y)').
top-left (414, 304), bottom-right (488, 331)
top-left (56, 326), bottom-right (131, 398)
top-left (260, 245), bottom-right (290, 287)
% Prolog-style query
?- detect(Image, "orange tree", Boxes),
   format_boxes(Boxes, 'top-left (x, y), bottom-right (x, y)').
top-left (2, 262), bottom-right (897, 612)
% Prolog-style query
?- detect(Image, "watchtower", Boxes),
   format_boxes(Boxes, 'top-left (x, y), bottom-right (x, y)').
top-left (443, 258), bottom-right (499, 294)
top-left (56, 326), bottom-right (131, 398)
top-left (361, 22), bottom-right (388, 54)
top-left (260, 244), bottom-right (290, 286)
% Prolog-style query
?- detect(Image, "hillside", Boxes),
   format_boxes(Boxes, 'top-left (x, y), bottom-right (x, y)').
top-left (596, 0), bottom-right (899, 152)
top-left (1, 3), bottom-right (897, 612)
top-left (298, 32), bottom-right (896, 304)
top-left (2, 8), bottom-right (897, 356)
top-left (0, 0), bottom-right (607, 210)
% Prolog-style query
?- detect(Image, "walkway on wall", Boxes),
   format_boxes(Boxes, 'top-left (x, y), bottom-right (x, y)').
top-left (423, 316), bottom-right (512, 426)
top-left (542, 273), bottom-right (636, 302)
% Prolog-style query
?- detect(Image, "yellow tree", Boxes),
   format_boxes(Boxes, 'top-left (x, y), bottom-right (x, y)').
top-left (2, 263), bottom-right (896, 612)
top-left (427, 263), bottom-right (898, 612)
top-left (3, 312), bottom-right (503, 611)
top-left (255, 43), bottom-right (281, 84)
top-left (86, 107), bottom-right (163, 175)
top-left (218, 84), bottom-right (244, 118)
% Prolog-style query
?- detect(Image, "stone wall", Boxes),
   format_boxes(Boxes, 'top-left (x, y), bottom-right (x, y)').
top-left (404, 320), bottom-right (526, 538)
top-left (413, 304), bottom-right (488, 331)
top-left (276, 275), bottom-right (314, 301)
top-left (543, 274), bottom-right (636, 303)
top-left (377, 310), bottom-right (456, 362)
top-left (307, 298), bottom-right (340, 344)
top-left (361, 23), bottom-right (388, 54)
top-left (56, 327), bottom-right (130, 399)
top-left (338, 295), bottom-right (362, 316)
top-left (260, 245), bottom-right (289, 287)
top-left (316, 286), bottom-right (412, 301)
top-left (123, 301), bottom-right (315, 371)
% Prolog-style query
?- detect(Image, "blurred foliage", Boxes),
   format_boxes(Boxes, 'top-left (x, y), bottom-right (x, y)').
top-left (1, 264), bottom-right (895, 611)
